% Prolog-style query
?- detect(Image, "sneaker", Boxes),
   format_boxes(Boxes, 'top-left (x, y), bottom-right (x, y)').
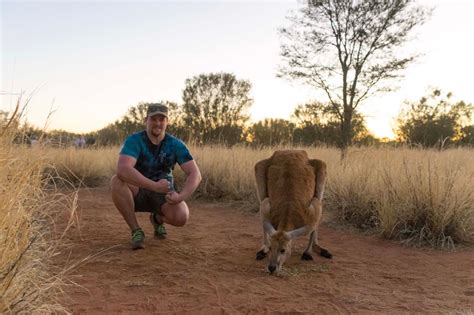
top-left (150, 213), bottom-right (167, 239)
top-left (131, 228), bottom-right (145, 250)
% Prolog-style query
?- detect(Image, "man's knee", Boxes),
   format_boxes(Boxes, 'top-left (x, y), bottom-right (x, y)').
top-left (173, 206), bottom-right (189, 227)
top-left (174, 216), bottom-right (188, 227)
top-left (165, 203), bottom-right (189, 227)
top-left (110, 175), bottom-right (121, 189)
top-left (111, 175), bottom-right (129, 193)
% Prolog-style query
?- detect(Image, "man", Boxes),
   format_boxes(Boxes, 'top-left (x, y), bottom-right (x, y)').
top-left (111, 103), bottom-right (202, 249)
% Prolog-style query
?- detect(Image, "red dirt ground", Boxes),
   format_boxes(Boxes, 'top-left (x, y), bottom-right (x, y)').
top-left (54, 187), bottom-right (474, 314)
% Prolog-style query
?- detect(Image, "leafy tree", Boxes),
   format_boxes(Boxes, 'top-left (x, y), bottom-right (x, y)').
top-left (395, 89), bottom-right (474, 148)
top-left (182, 72), bottom-right (253, 145)
top-left (114, 103), bottom-right (147, 141)
top-left (93, 123), bottom-right (123, 146)
top-left (249, 118), bottom-right (295, 146)
top-left (292, 101), bottom-right (372, 146)
top-left (279, 0), bottom-right (430, 156)
top-left (458, 125), bottom-right (474, 146)
top-left (93, 101), bottom-right (185, 146)
top-left (46, 129), bottom-right (81, 147)
top-left (292, 101), bottom-right (339, 146)
top-left (119, 101), bottom-right (181, 129)
top-left (161, 101), bottom-right (189, 141)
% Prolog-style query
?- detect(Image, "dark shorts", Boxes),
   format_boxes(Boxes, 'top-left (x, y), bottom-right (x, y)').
top-left (133, 188), bottom-right (166, 214)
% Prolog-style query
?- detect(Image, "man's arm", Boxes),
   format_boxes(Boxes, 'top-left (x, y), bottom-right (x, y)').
top-left (178, 160), bottom-right (202, 200)
top-left (117, 154), bottom-right (169, 193)
top-left (167, 160), bottom-right (201, 204)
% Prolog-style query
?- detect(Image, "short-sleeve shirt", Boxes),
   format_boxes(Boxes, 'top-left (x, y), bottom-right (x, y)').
top-left (120, 131), bottom-right (193, 182)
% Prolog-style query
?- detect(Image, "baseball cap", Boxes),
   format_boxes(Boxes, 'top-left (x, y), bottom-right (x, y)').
top-left (147, 104), bottom-right (168, 118)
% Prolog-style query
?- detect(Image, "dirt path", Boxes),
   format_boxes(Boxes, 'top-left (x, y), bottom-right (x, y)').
top-left (54, 187), bottom-right (474, 314)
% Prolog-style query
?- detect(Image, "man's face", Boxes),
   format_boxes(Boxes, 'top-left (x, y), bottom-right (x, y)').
top-left (146, 114), bottom-right (168, 138)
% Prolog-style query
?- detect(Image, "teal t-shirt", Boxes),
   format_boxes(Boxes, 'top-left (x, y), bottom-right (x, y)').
top-left (120, 131), bottom-right (193, 182)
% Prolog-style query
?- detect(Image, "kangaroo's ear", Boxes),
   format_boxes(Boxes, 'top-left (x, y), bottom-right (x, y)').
top-left (263, 219), bottom-right (277, 237)
top-left (308, 159), bottom-right (327, 200)
top-left (286, 225), bottom-right (311, 239)
top-left (255, 158), bottom-right (270, 202)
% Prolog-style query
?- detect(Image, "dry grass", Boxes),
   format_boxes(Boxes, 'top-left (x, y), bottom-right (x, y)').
top-left (42, 146), bottom-right (117, 187)
top-left (191, 145), bottom-right (337, 206)
top-left (44, 144), bottom-right (474, 248)
top-left (1, 112), bottom-right (78, 313)
top-left (327, 147), bottom-right (474, 247)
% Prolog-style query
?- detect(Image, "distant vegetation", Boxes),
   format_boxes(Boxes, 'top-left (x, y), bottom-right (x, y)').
top-left (2, 77), bottom-right (472, 150)
top-left (396, 88), bottom-right (474, 148)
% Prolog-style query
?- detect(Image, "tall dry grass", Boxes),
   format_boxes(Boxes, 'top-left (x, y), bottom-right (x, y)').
top-left (46, 144), bottom-right (474, 248)
top-left (190, 145), bottom-right (338, 204)
top-left (1, 111), bottom-right (77, 313)
top-left (327, 147), bottom-right (474, 247)
top-left (42, 146), bottom-right (117, 187)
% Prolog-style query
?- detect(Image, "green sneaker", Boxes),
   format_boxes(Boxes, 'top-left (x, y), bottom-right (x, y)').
top-left (150, 213), bottom-right (167, 239)
top-left (131, 228), bottom-right (145, 250)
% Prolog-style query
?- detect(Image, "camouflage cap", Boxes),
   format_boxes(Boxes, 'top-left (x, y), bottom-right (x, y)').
top-left (147, 104), bottom-right (168, 118)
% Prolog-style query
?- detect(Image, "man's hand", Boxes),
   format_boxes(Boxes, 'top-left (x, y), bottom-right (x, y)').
top-left (153, 179), bottom-right (170, 193)
top-left (166, 191), bottom-right (183, 205)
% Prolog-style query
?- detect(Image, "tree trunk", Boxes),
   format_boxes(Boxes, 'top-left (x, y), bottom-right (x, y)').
top-left (340, 109), bottom-right (353, 160)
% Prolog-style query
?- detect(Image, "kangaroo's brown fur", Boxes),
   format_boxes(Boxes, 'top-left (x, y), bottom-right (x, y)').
top-left (254, 150), bottom-right (331, 274)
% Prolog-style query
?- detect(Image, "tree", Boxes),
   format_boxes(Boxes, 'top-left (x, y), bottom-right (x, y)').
top-left (93, 123), bottom-right (123, 146)
top-left (249, 118), bottom-right (295, 146)
top-left (83, 101), bottom-right (180, 146)
top-left (182, 72), bottom-right (253, 145)
top-left (459, 125), bottom-right (474, 146)
top-left (114, 102), bottom-right (148, 140)
top-left (117, 101), bottom-right (179, 136)
top-left (279, 0), bottom-right (430, 157)
top-left (46, 129), bottom-right (80, 147)
top-left (395, 89), bottom-right (474, 148)
top-left (292, 101), bottom-right (372, 146)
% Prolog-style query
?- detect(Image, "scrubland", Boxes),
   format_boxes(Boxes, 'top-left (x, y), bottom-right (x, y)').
top-left (2, 139), bottom-right (473, 312)
top-left (47, 144), bottom-right (474, 247)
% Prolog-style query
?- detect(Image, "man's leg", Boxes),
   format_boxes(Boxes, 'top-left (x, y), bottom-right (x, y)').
top-left (160, 202), bottom-right (190, 227)
top-left (110, 175), bottom-right (140, 231)
top-left (149, 201), bottom-right (189, 239)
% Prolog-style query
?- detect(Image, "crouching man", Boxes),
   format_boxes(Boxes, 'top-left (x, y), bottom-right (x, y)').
top-left (110, 103), bottom-right (202, 249)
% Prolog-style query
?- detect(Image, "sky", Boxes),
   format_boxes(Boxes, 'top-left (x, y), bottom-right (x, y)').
top-left (1, 0), bottom-right (473, 139)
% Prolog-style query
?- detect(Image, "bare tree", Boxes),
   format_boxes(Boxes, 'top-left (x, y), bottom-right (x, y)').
top-left (279, 0), bottom-right (431, 157)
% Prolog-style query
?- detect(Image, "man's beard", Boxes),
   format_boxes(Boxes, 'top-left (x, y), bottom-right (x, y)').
top-left (151, 129), bottom-right (162, 137)
top-left (150, 127), bottom-right (163, 138)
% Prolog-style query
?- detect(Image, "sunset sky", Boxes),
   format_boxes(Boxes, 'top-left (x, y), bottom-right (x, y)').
top-left (1, 0), bottom-right (473, 138)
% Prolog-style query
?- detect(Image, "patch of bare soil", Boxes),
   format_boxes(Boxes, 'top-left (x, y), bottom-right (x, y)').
top-left (54, 187), bottom-right (474, 314)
